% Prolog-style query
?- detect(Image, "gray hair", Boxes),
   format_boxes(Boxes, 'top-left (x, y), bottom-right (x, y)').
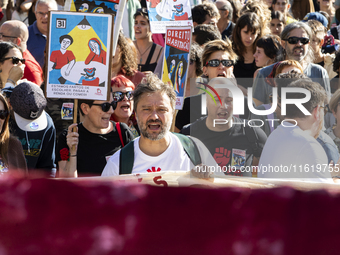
top-left (280, 21), bottom-right (314, 64)
top-left (280, 21), bottom-right (313, 41)
top-left (216, 0), bottom-right (233, 20)
top-left (35, 0), bottom-right (58, 11)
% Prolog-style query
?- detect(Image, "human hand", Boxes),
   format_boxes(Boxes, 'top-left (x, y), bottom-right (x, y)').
top-left (8, 65), bottom-right (25, 83)
top-left (66, 123), bottom-right (79, 155)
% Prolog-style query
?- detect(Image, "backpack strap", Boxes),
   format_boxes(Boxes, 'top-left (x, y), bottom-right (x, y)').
top-left (172, 133), bottom-right (202, 166)
top-left (116, 122), bottom-right (124, 147)
top-left (244, 125), bottom-right (261, 157)
top-left (119, 140), bottom-right (135, 175)
top-left (118, 134), bottom-right (202, 175)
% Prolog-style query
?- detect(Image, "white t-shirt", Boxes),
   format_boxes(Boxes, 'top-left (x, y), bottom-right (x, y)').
top-left (258, 123), bottom-right (332, 183)
top-left (101, 133), bottom-right (217, 176)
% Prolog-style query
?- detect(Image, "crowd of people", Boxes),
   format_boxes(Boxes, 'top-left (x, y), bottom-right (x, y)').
top-left (1, 0), bottom-right (340, 183)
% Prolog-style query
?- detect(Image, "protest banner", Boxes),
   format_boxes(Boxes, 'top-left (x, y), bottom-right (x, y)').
top-left (146, 0), bottom-right (193, 33)
top-left (162, 26), bottom-right (192, 110)
top-left (64, 0), bottom-right (124, 57)
top-left (46, 11), bottom-right (113, 101)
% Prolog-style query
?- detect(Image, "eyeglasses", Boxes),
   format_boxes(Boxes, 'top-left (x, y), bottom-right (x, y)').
top-left (0, 110), bottom-right (8, 120)
top-left (205, 59), bottom-right (234, 67)
top-left (113, 91), bottom-right (133, 102)
top-left (316, 105), bottom-right (330, 115)
top-left (283, 37), bottom-right (309, 45)
top-left (0, 33), bottom-right (17, 39)
top-left (324, 104), bottom-right (331, 115)
top-left (0, 57), bottom-right (25, 65)
top-left (92, 102), bottom-right (117, 112)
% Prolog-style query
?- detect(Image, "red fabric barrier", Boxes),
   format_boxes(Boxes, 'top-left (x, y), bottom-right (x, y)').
top-left (0, 177), bottom-right (340, 254)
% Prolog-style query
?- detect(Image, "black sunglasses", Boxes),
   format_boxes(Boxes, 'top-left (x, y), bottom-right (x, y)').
top-left (0, 56), bottom-right (26, 65)
top-left (283, 37), bottom-right (309, 45)
top-left (205, 59), bottom-right (234, 67)
top-left (92, 102), bottom-right (117, 112)
top-left (113, 91), bottom-right (133, 102)
top-left (0, 110), bottom-right (8, 120)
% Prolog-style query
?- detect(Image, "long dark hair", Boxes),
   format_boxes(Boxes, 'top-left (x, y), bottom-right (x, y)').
top-left (232, 12), bottom-right (262, 60)
top-left (0, 93), bottom-right (11, 166)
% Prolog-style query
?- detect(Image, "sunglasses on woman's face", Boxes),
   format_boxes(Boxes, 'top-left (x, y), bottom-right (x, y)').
top-left (113, 91), bottom-right (133, 102)
top-left (205, 59), bottom-right (234, 67)
top-left (0, 56), bottom-right (26, 65)
top-left (92, 102), bottom-right (117, 112)
top-left (0, 110), bottom-right (8, 120)
top-left (283, 37), bottom-right (309, 45)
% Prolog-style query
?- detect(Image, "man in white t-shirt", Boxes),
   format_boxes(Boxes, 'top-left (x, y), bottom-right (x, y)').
top-left (102, 74), bottom-right (217, 177)
top-left (258, 79), bottom-right (338, 183)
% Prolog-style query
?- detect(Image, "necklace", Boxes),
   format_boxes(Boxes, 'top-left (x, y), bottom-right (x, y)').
top-left (136, 42), bottom-right (153, 64)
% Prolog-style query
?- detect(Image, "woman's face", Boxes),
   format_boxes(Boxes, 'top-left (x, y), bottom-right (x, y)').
top-left (240, 26), bottom-right (258, 48)
top-left (112, 85), bottom-right (133, 120)
top-left (0, 48), bottom-right (24, 84)
top-left (254, 47), bottom-right (272, 67)
top-left (270, 19), bottom-right (284, 36)
top-left (134, 15), bottom-right (150, 40)
top-left (203, 50), bottom-right (234, 78)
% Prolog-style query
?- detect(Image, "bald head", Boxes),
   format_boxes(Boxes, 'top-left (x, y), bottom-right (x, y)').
top-left (215, 0), bottom-right (233, 20)
top-left (0, 21), bottom-right (28, 51)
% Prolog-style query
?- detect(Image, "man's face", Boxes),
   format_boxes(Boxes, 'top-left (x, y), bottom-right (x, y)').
top-left (136, 91), bottom-right (173, 141)
top-left (283, 28), bottom-right (309, 62)
top-left (207, 87), bottom-right (233, 122)
top-left (61, 38), bottom-right (71, 50)
top-left (203, 15), bottom-right (218, 27)
top-left (203, 50), bottom-right (233, 78)
top-left (35, 2), bottom-right (56, 35)
top-left (0, 24), bottom-right (17, 44)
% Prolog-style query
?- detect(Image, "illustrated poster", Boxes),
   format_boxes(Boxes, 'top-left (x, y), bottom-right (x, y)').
top-left (146, 0), bottom-right (193, 34)
top-left (46, 11), bottom-right (113, 100)
top-left (161, 26), bottom-right (191, 110)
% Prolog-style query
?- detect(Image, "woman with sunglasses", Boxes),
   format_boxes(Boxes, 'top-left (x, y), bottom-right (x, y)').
top-left (232, 13), bottom-right (263, 93)
top-left (133, 8), bottom-right (163, 73)
top-left (0, 42), bottom-right (25, 91)
top-left (0, 93), bottom-right (27, 174)
top-left (111, 75), bottom-right (139, 138)
top-left (57, 95), bottom-right (135, 177)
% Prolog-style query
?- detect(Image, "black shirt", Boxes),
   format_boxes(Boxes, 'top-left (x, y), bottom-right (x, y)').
top-left (56, 122), bottom-right (134, 175)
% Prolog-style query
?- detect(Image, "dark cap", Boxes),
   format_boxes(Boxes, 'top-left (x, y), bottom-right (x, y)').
top-left (302, 12), bottom-right (328, 28)
top-left (10, 81), bottom-right (46, 120)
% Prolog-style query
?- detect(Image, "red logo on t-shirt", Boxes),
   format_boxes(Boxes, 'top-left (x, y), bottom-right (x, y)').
top-left (213, 147), bottom-right (231, 167)
top-left (147, 167), bottom-right (161, 172)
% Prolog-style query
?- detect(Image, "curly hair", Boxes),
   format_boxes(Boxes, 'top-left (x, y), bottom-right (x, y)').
top-left (192, 2), bottom-right (220, 24)
top-left (240, 0), bottom-right (271, 34)
top-left (190, 42), bottom-right (203, 77)
top-left (117, 32), bottom-right (138, 77)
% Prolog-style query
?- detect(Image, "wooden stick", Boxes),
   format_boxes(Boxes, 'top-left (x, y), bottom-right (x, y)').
top-left (72, 99), bottom-right (78, 151)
